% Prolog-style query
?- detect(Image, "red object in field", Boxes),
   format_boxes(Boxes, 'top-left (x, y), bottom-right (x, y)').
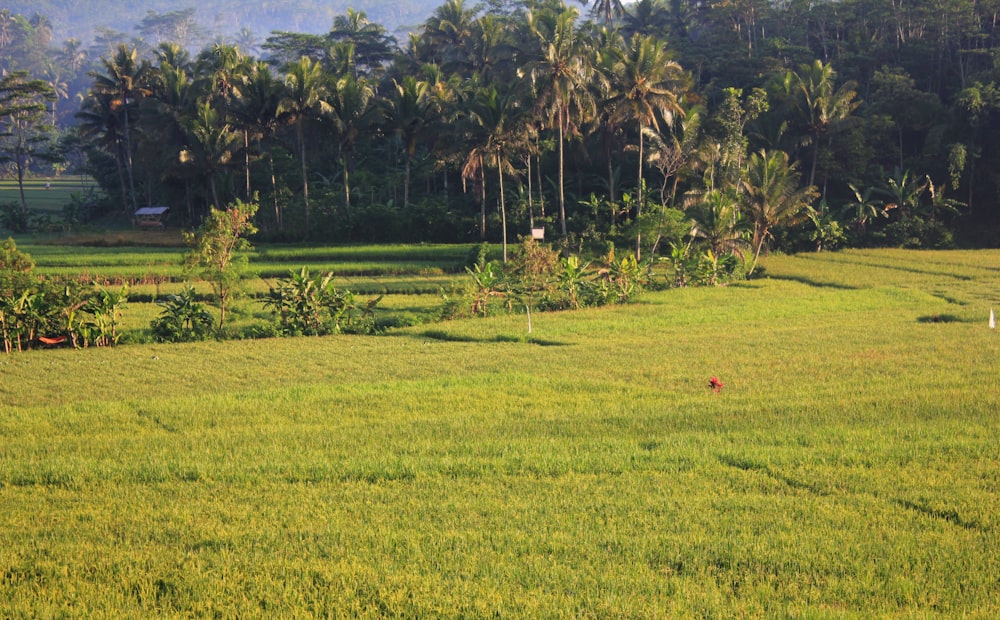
top-left (38, 335), bottom-right (67, 345)
top-left (709, 376), bottom-right (724, 393)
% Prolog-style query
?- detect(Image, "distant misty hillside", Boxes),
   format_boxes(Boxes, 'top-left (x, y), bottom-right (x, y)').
top-left (5, 0), bottom-right (441, 44)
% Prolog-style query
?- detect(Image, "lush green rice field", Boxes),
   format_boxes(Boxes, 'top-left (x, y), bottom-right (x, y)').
top-left (0, 177), bottom-right (95, 213)
top-left (1, 249), bottom-right (998, 616)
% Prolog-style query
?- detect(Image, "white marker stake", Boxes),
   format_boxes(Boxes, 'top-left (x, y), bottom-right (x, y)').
top-left (991, 308), bottom-right (996, 329)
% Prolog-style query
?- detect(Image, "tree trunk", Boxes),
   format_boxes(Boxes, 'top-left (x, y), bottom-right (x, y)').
top-left (403, 148), bottom-right (411, 209)
top-left (527, 154), bottom-right (534, 228)
top-left (298, 121), bottom-right (310, 230)
top-left (537, 154), bottom-right (545, 219)
top-left (209, 176), bottom-right (220, 212)
top-left (480, 161), bottom-right (487, 240)
top-left (636, 121), bottom-right (644, 260)
top-left (498, 153), bottom-right (507, 263)
top-left (558, 112), bottom-right (567, 238)
top-left (244, 129), bottom-right (251, 200)
top-left (269, 153), bottom-right (281, 231)
top-left (121, 96), bottom-right (139, 213)
top-left (114, 138), bottom-right (130, 217)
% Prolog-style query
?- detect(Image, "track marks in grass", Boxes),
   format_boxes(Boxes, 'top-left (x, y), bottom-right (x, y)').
top-left (719, 455), bottom-right (830, 496)
top-left (892, 499), bottom-right (985, 532)
top-left (720, 455), bottom-right (989, 533)
top-left (136, 409), bottom-right (182, 434)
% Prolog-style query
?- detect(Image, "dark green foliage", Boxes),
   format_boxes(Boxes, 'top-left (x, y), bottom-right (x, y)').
top-left (263, 267), bottom-right (381, 335)
top-left (7, 0), bottom-right (1000, 252)
top-left (150, 285), bottom-right (214, 343)
top-left (0, 202), bottom-right (31, 233)
top-left (456, 239), bottom-right (655, 324)
top-left (75, 284), bottom-right (128, 347)
top-left (1, 239), bottom-right (129, 351)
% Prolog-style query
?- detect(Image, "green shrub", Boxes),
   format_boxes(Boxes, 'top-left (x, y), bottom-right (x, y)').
top-left (150, 286), bottom-right (214, 343)
top-left (263, 267), bottom-right (382, 336)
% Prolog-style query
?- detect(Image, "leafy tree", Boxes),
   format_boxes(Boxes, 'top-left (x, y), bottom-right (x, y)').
top-left (229, 61), bottom-right (286, 228)
top-left (328, 8), bottom-right (397, 75)
top-left (0, 71), bottom-right (58, 215)
top-left (381, 76), bottom-right (437, 209)
top-left (326, 74), bottom-right (376, 210)
top-left (741, 149), bottom-right (817, 273)
top-left (461, 84), bottom-right (522, 260)
top-left (419, 0), bottom-right (480, 75)
top-left (608, 33), bottom-right (686, 255)
top-left (179, 101), bottom-right (242, 213)
top-left (278, 56), bottom-right (331, 230)
top-left (687, 187), bottom-right (748, 259)
top-left (183, 197), bottom-right (259, 330)
top-left (840, 183), bottom-right (887, 238)
top-left (525, 4), bottom-right (595, 238)
top-left (86, 44), bottom-right (153, 215)
top-left (789, 59), bottom-right (860, 189)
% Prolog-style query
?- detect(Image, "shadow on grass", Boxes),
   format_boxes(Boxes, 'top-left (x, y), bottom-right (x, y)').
top-left (893, 498), bottom-right (984, 531)
top-left (766, 274), bottom-right (859, 290)
top-left (417, 329), bottom-right (569, 347)
top-left (916, 314), bottom-right (967, 323)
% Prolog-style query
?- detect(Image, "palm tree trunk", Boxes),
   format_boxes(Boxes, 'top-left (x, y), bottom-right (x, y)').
top-left (298, 121), bottom-right (310, 230)
top-left (498, 153), bottom-right (507, 262)
top-left (404, 154), bottom-right (411, 209)
top-left (636, 122), bottom-right (644, 260)
top-left (527, 154), bottom-right (534, 228)
top-left (537, 154), bottom-right (545, 219)
top-left (558, 112), bottom-right (567, 238)
top-left (637, 122), bottom-right (644, 218)
top-left (269, 153), bottom-right (281, 231)
top-left (480, 164), bottom-right (486, 240)
top-left (243, 129), bottom-right (251, 200)
top-left (114, 139), bottom-right (130, 217)
top-left (15, 156), bottom-right (27, 214)
top-left (809, 132), bottom-right (819, 189)
top-left (209, 176), bottom-right (220, 211)
top-left (343, 147), bottom-right (352, 211)
top-left (121, 97), bottom-right (139, 213)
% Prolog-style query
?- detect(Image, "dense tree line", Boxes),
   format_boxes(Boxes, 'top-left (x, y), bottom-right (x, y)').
top-left (3, 0), bottom-right (1000, 257)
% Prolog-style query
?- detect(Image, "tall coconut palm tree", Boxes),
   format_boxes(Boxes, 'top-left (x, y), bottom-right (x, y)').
top-left (791, 59), bottom-right (859, 190)
top-left (420, 0), bottom-right (479, 74)
top-left (741, 149), bottom-right (818, 273)
top-left (179, 101), bottom-right (242, 213)
top-left (77, 90), bottom-right (130, 215)
top-left (590, 24), bottom-right (625, 211)
top-left (609, 34), bottom-right (685, 223)
top-left (144, 44), bottom-right (198, 219)
top-left (583, 0), bottom-right (627, 24)
top-left (381, 76), bottom-right (437, 209)
top-left (88, 44), bottom-right (153, 215)
top-left (525, 5), bottom-right (595, 238)
top-left (643, 103), bottom-right (703, 207)
top-left (327, 74), bottom-right (376, 210)
top-left (278, 56), bottom-right (331, 230)
top-left (462, 84), bottom-right (522, 261)
top-left (230, 62), bottom-right (286, 228)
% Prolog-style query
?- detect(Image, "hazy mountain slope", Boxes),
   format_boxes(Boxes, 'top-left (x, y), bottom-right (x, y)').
top-left (6, 0), bottom-right (440, 44)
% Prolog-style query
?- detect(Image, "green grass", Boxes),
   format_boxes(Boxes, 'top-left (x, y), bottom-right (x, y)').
top-left (0, 177), bottom-right (96, 213)
top-left (21, 242), bottom-right (481, 281)
top-left (1, 249), bottom-right (999, 616)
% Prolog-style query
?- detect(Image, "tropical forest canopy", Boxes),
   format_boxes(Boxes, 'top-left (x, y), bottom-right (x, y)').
top-left (2, 0), bottom-right (1000, 254)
